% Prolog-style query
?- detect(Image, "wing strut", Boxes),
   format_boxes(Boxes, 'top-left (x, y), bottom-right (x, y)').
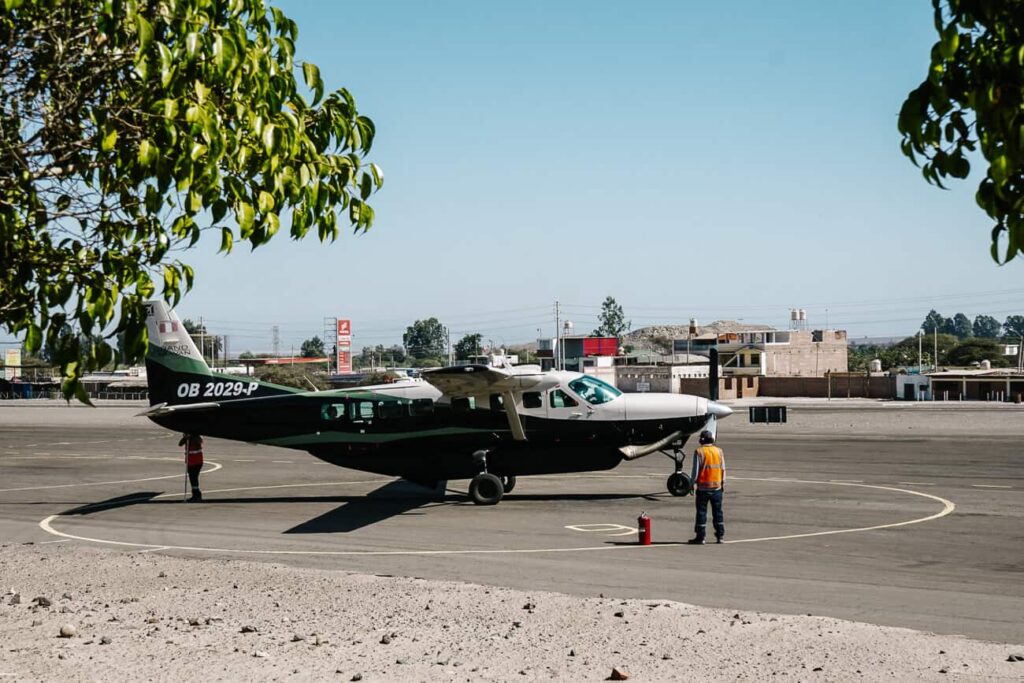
top-left (501, 391), bottom-right (527, 441)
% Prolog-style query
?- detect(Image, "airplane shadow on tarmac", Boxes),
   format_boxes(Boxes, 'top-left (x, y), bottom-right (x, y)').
top-left (57, 481), bottom-right (668, 534)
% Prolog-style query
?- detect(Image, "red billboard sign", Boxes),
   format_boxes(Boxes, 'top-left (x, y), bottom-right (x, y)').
top-left (336, 319), bottom-right (352, 372)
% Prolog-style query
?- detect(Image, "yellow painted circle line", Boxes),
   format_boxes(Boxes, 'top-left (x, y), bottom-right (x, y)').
top-left (37, 477), bottom-right (955, 556)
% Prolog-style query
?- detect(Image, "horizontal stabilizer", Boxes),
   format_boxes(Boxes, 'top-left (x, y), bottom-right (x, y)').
top-left (136, 402), bottom-right (221, 418)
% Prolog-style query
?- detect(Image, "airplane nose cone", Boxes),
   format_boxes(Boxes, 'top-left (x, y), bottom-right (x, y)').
top-left (708, 401), bottom-right (733, 418)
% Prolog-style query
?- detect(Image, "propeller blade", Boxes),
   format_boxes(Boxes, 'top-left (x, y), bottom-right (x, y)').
top-left (708, 348), bottom-right (719, 401)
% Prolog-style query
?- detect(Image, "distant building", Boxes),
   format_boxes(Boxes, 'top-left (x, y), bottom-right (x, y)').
top-left (674, 328), bottom-right (848, 377)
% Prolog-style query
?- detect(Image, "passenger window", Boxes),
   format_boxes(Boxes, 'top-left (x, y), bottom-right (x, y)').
top-left (409, 398), bottom-right (434, 416)
top-left (349, 401), bottom-right (374, 421)
top-left (523, 392), bottom-right (542, 409)
top-left (379, 401), bottom-right (403, 419)
top-left (489, 394), bottom-right (503, 411)
top-left (320, 403), bottom-right (345, 421)
top-left (549, 389), bottom-right (578, 408)
top-left (451, 397), bottom-right (471, 412)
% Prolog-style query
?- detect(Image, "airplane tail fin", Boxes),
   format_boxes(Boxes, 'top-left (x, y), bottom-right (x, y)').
top-left (143, 300), bottom-right (297, 406)
top-left (144, 300), bottom-right (213, 406)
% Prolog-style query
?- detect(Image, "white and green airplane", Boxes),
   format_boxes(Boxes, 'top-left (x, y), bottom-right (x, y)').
top-left (141, 300), bottom-right (731, 505)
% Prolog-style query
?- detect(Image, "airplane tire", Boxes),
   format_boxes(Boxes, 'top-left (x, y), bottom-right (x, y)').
top-left (667, 472), bottom-right (692, 497)
top-left (469, 473), bottom-right (504, 505)
top-left (500, 475), bottom-right (517, 494)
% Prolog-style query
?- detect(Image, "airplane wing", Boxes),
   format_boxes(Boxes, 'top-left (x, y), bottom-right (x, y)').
top-left (422, 365), bottom-right (560, 443)
top-left (421, 365), bottom-right (559, 396)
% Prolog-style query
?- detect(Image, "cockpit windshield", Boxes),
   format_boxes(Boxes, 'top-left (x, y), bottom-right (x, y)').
top-left (568, 375), bottom-right (622, 405)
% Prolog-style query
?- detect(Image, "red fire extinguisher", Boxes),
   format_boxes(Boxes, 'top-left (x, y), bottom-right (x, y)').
top-left (637, 512), bottom-right (651, 545)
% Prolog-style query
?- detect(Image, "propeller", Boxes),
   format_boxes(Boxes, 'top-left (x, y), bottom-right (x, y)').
top-left (706, 348), bottom-right (720, 440)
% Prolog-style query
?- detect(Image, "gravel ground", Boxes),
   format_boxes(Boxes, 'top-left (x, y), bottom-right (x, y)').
top-left (1, 543), bottom-right (1021, 682)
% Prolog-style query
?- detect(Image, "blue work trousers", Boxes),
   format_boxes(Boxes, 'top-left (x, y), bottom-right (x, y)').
top-left (694, 488), bottom-right (724, 540)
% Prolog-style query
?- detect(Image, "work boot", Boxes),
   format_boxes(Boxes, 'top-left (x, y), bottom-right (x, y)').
top-left (189, 489), bottom-right (203, 502)
top-left (686, 537), bottom-right (705, 545)
top-left (715, 536), bottom-right (724, 544)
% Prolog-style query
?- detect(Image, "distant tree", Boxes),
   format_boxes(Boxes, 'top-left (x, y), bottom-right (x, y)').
top-left (973, 314), bottom-right (1002, 338)
top-left (454, 333), bottom-right (483, 360)
top-left (300, 336), bottom-right (325, 358)
top-left (592, 296), bottom-right (630, 341)
top-left (921, 310), bottom-right (948, 334)
top-left (403, 318), bottom-right (446, 360)
top-left (1004, 315), bottom-right (1024, 338)
top-left (255, 365), bottom-right (328, 390)
top-left (900, 0), bottom-right (1024, 263)
top-left (950, 312), bottom-right (973, 338)
top-left (945, 339), bottom-right (1011, 367)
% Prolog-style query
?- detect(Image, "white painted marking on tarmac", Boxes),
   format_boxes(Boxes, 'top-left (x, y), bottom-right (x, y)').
top-left (565, 524), bottom-right (637, 537)
top-left (234, 459), bottom-right (256, 462)
top-left (37, 478), bottom-right (957, 557)
top-left (139, 546), bottom-right (169, 554)
top-left (271, 460), bottom-right (293, 464)
top-left (0, 461), bottom-right (222, 492)
top-left (898, 482), bottom-right (935, 486)
top-left (725, 477), bottom-right (956, 545)
top-left (829, 479), bottom-right (864, 483)
top-left (971, 484), bottom-right (1012, 489)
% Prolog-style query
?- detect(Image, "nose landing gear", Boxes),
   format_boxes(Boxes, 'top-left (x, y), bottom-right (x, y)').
top-left (664, 446), bottom-right (692, 497)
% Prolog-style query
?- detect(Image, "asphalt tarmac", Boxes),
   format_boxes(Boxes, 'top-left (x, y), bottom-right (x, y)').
top-left (1, 403), bottom-right (1021, 643)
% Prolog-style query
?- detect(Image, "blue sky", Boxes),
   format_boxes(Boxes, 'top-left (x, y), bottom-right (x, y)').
top-left (15, 1), bottom-right (1024, 354)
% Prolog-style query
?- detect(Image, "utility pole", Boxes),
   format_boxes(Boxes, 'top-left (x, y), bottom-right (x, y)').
top-left (554, 300), bottom-right (560, 371)
top-left (933, 328), bottom-right (938, 371)
top-left (921, 331), bottom-right (929, 374)
top-left (198, 316), bottom-right (205, 359)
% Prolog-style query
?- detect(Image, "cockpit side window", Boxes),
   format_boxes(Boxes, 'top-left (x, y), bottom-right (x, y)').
top-left (568, 376), bottom-right (622, 405)
top-left (321, 403), bottom-right (346, 421)
top-left (549, 389), bottom-right (578, 408)
top-left (522, 392), bottom-right (542, 409)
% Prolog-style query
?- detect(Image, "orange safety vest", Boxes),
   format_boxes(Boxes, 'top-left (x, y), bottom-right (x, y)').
top-left (185, 438), bottom-right (204, 467)
top-left (695, 445), bottom-right (724, 490)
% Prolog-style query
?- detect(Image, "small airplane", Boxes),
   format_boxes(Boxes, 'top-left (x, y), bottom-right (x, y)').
top-left (140, 300), bottom-right (732, 505)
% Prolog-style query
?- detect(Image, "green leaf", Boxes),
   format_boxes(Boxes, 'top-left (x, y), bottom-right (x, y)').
top-left (369, 163), bottom-right (384, 188)
top-left (302, 62), bottom-right (323, 105)
top-left (220, 227), bottom-right (234, 253)
top-left (939, 25), bottom-right (959, 60)
top-left (157, 42), bottom-right (172, 88)
top-left (136, 15), bottom-right (154, 53)
top-left (262, 123), bottom-right (276, 153)
top-left (185, 32), bottom-right (200, 59)
top-left (101, 127), bottom-right (118, 152)
top-left (211, 199), bottom-right (228, 223)
top-left (236, 201), bottom-right (255, 237)
top-left (25, 323), bottom-right (42, 354)
top-left (360, 172), bottom-right (372, 200)
top-left (137, 139), bottom-right (157, 167)
top-left (991, 154), bottom-right (1009, 183)
top-left (257, 190), bottom-right (275, 213)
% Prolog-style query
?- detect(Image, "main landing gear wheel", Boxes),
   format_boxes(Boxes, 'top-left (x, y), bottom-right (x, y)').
top-left (500, 475), bottom-right (517, 494)
top-left (667, 472), bottom-right (692, 497)
top-left (469, 472), bottom-right (504, 505)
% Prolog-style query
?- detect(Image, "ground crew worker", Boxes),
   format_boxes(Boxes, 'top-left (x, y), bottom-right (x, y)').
top-left (688, 430), bottom-right (725, 544)
top-left (179, 433), bottom-right (204, 502)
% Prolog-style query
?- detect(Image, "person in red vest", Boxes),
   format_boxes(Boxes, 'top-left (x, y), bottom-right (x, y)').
top-left (179, 433), bottom-right (204, 502)
top-left (688, 430), bottom-right (725, 544)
